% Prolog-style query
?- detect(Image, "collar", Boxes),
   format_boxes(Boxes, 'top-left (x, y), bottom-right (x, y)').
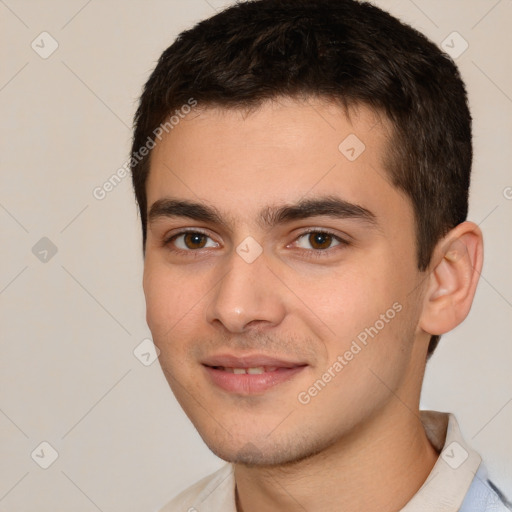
top-left (400, 410), bottom-right (482, 511)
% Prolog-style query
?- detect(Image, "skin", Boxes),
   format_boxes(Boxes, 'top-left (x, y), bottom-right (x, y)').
top-left (143, 96), bottom-right (483, 512)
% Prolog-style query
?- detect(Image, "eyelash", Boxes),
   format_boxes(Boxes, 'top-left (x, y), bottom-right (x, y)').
top-left (163, 228), bottom-right (350, 259)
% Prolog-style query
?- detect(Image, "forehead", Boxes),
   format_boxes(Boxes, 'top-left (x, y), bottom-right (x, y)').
top-left (146, 97), bottom-right (410, 231)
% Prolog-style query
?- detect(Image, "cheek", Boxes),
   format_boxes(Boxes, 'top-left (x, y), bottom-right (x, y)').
top-left (308, 266), bottom-right (395, 332)
top-left (310, 256), bottom-right (417, 365)
top-left (143, 259), bottom-right (202, 341)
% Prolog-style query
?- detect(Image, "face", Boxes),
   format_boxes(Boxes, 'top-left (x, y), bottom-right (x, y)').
top-left (143, 97), bottom-right (429, 466)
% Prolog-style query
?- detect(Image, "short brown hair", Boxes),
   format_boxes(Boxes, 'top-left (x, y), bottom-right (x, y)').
top-left (130, 0), bottom-right (473, 356)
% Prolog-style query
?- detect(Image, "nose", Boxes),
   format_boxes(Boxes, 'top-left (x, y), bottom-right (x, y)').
top-left (205, 244), bottom-right (287, 333)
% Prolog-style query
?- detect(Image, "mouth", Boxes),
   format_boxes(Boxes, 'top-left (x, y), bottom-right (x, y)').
top-left (210, 366), bottom-right (281, 374)
top-left (202, 354), bottom-right (308, 394)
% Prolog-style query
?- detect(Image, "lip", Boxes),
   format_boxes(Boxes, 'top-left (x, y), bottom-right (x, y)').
top-left (202, 353), bottom-right (305, 369)
top-left (202, 353), bottom-right (308, 395)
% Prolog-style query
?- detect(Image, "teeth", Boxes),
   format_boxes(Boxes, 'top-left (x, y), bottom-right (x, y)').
top-left (247, 367), bottom-right (265, 374)
top-left (220, 366), bottom-right (275, 374)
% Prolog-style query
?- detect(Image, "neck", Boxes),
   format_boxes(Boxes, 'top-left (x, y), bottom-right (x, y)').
top-left (234, 401), bottom-right (439, 512)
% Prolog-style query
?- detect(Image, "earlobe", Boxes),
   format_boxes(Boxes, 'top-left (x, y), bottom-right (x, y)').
top-left (419, 222), bottom-right (484, 336)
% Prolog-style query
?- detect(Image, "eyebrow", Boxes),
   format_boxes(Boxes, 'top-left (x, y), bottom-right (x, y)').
top-left (147, 195), bottom-right (378, 230)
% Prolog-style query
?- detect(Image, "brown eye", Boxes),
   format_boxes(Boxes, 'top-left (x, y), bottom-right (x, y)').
top-left (183, 232), bottom-right (207, 249)
top-left (308, 232), bottom-right (334, 250)
top-left (295, 231), bottom-right (341, 251)
top-left (166, 231), bottom-right (218, 251)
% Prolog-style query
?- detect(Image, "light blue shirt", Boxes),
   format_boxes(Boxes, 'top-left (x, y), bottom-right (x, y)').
top-left (460, 463), bottom-right (511, 511)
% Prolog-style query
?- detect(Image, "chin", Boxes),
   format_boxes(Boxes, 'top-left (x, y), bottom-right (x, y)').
top-left (200, 427), bottom-right (333, 468)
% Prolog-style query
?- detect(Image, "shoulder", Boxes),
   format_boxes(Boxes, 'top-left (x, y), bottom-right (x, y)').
top-left (460, 463), bottom-right (512, 512)
top-left (156, 463), bottom-right (235, 512)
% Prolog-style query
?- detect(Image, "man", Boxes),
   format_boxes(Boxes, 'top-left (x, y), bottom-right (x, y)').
top-left (130, 0), bottom-right (510, 510)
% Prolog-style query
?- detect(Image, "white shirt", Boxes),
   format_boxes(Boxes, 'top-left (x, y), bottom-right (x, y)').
top-left (158, 410), bottom-right (511, 512)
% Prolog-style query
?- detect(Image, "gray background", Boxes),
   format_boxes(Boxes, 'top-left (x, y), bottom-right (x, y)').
top-left (0, 0), bottom-right (511, 510)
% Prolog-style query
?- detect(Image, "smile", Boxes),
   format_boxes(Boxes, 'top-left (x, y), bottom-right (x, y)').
top-left (203, 360), bottom-right (307, 394)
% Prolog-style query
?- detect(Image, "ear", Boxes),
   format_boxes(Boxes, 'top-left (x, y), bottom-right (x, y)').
top-left (419, 221), bottom-right (483, 336)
